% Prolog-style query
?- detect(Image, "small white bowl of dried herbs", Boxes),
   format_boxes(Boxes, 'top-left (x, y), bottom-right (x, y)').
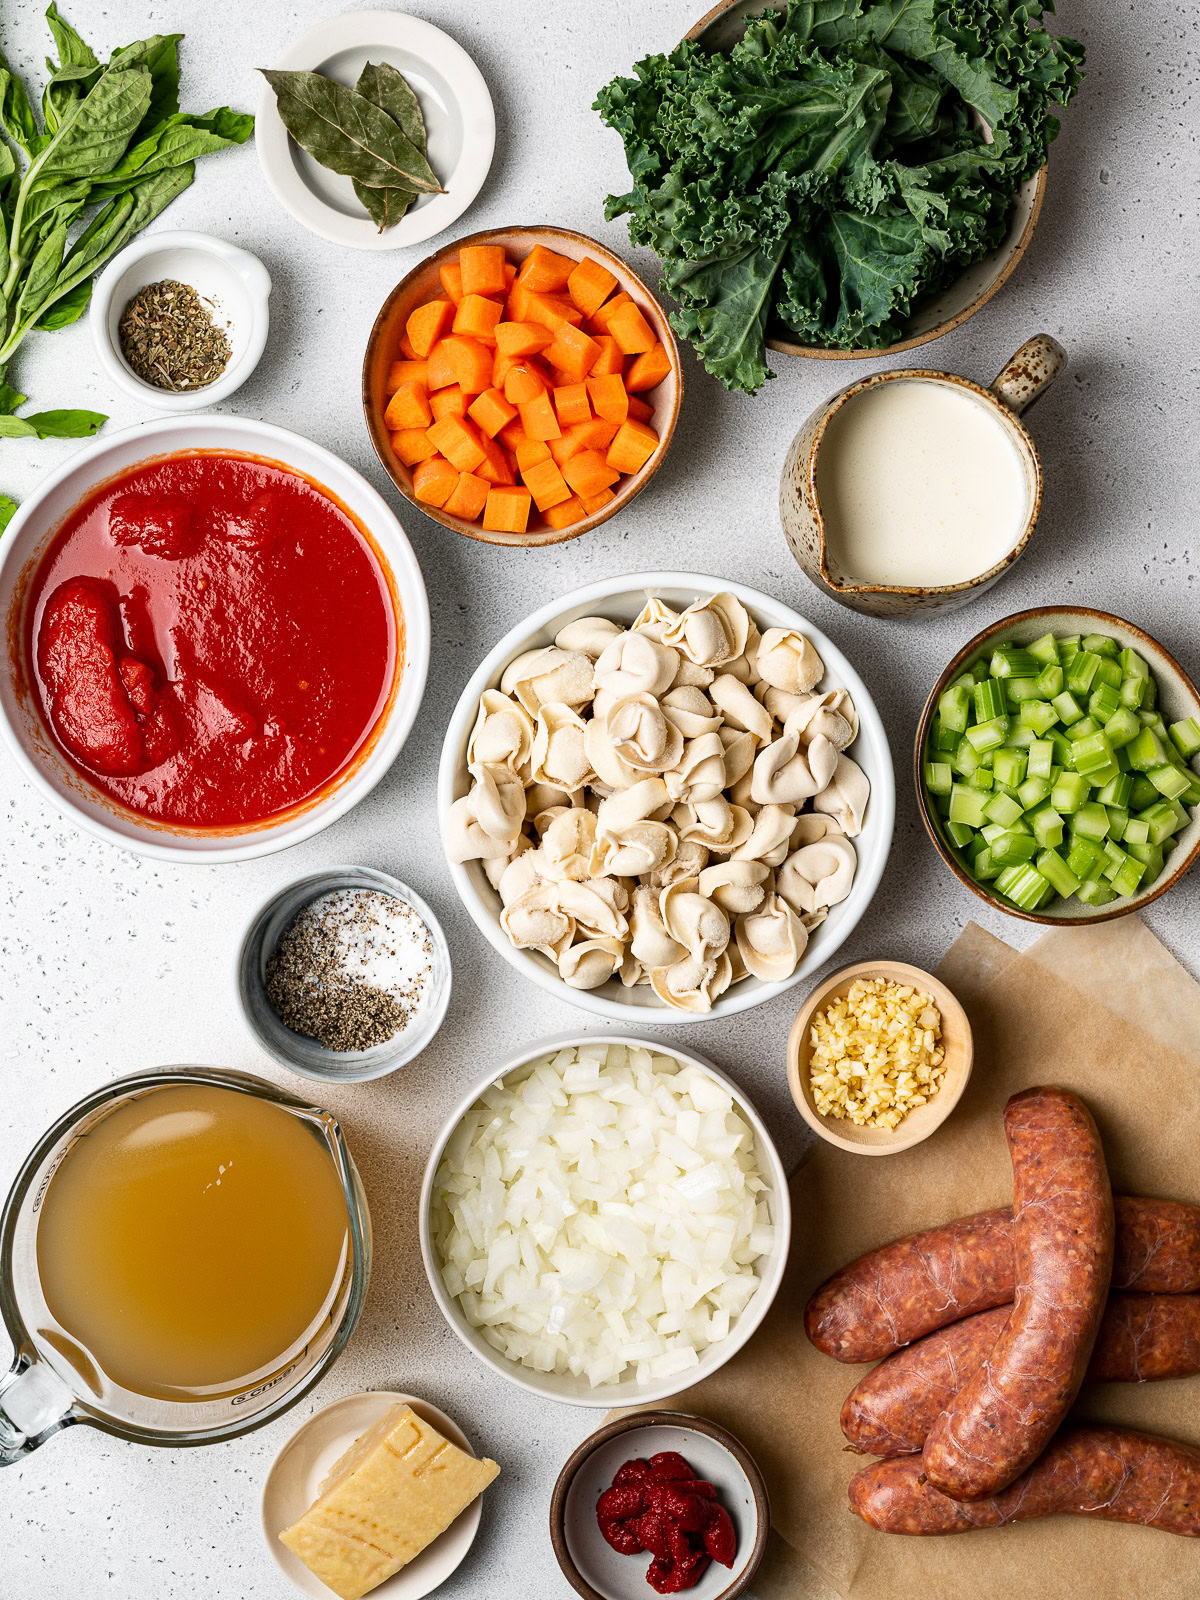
top-left (90, 230), bottom-right (272, 410)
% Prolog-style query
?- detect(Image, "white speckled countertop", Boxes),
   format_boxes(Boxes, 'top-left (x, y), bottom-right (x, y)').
top-left (2, 1), bottom-right (1197, 1596)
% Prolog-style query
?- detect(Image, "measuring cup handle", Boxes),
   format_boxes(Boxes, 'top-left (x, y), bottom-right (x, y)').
top-left (989, 334), bottom-right (1067, 416)
top-left (0, 1355), bottom-right (75, 1465)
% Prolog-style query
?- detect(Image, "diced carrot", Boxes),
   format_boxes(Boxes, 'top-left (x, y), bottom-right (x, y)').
top-left (524, 291), bottom-right (583, 334)
top-left (589, 336), bottom-right (624, 378)
top-left (608, 301), bottom-right (657, 355)
top-left (467, 386), bottom-right (518, 438)
top-left (384, 379), bottom-right (432, 431)
top-left (426, 340), bottom-right (459, 391)
top-left (567, 256), bottom-right (619, 319)
top-left (430, 384), bottom-right (467, 421)
top-left (572, 416), bottom-right (620, 452)
top-left (607, 418), bottom-right (659, 475)
top-left (454, 293), bottom-right (503, 344)
top-left (547, 324), bottom-right (600, 383)
top-left (503, 360), bottom-right (549, 406)
top-left (518, 390), bottom-right (562, 442)
top-left (426, 415), bottom-right (487, 473)
top-left (543, 495), bottom-right (586, 531)
top-left (627, 395), bottom-right (655, 423)
top-left (439, 262), bottom-right (464, 304)
top-left (579, 488), bottom-right (616, 515)
top-left (563, 450), bottom-right (621, 499)
top-left (476, 434), bottom-right (515, 485)
top-left (482, 485), bottom-right (532, 534)
top-left (496, 418), bottom-right (535, 454)
top-left (494, 321), bottom-right (555, 357)
top-left (504, 260), bottom-right (517, 288)
top-left (588, 291), bottom-right (632, 335)
top-left (448, 336), bottom-right (494, 395)
top-left (625, 342), bottom-right (673, 392)
top-left (413, 455), bottom-right (458, 507)
top-left (586, 374), bottom-right (628, 425)
top-left (505, 281), bottom-right (532, 323)
top-left (548, 429), bottom-right (584, 467)
top-left (443, 470), bottom-right (489, 520)
top-left (514, 436), bottom-right (552, 472)
top-left (390, 427), bottom-right (439, 467)
top-left (517, 244), bottom-right (574, 293)
top-left (553, 382), bottom-right (592, 428)
top-left (406, 298), bottom-right (455, 358)
top-left (493, 350), bottom-right (518, 389)
top-left (385, 358), bottom-right (427, 393)
top-left (459, 244), bottom-right (508, 297)
top-left (519, 456), bottom-right (572, 512)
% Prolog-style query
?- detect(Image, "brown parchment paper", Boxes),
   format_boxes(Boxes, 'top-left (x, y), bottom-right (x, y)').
top-left (624, 918), bottom-right (1200, 1600)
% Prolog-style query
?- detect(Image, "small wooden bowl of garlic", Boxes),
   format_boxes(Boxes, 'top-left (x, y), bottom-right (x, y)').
top-left (438, 574), bottom-right (895, 1021)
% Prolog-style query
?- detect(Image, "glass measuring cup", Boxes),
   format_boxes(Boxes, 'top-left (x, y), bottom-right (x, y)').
top-left (0, 1067), bottom-right (371, 1465)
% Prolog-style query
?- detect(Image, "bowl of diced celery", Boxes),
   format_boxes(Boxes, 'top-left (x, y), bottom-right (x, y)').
top-left (916, 607), bottom-right (1200, 922)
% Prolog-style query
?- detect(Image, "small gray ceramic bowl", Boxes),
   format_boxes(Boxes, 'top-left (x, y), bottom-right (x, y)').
top-left (236, 866), bottom-right (451, 1083)
top-left (550, 1411), bottom-right (769, 1600)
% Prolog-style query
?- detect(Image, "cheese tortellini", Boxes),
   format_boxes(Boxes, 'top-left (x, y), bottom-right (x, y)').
top-left (447, 592), bottom-right (870, 1011)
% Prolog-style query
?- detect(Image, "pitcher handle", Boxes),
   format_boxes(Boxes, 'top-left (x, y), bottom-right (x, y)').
top-left (989, 334), bottom-right (1067, 416)
top-left (0, 1355), bottom-right (75, 1465)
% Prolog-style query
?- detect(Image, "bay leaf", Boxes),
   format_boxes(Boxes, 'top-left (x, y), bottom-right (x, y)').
top-left (351, 61), bottom-right (429, 232)
top-left (260, 68), bottom-right (442, 194)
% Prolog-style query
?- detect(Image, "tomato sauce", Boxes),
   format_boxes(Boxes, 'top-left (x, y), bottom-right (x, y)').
top-left (24, 451), bottom-right (399, 829)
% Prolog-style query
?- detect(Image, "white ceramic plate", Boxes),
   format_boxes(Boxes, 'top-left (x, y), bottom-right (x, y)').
top-left (261, 1391), bottom-right (487, 1599)
top-left (438, 573), bottom-right (895, 1022)
top-left (255, 11), bottom-right (495, 250)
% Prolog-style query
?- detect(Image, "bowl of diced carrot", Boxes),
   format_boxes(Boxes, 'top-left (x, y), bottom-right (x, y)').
top-left (362, 226), bottom-right (682, 546)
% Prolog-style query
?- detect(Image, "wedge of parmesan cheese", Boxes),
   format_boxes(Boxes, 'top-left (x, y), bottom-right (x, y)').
top-left (279, 1403), bottom-right (499, 1599)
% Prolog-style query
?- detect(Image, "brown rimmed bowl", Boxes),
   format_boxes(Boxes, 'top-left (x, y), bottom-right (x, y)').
top-left (550, 1411), bottom-right (769, 1600)
top-left (685, 0), bottom-right (1046, 361)
top-left (363, 225), bottom-right (682, 548)
top-left (915, 606), bottom-right (1200, 924)
top-left (787, 959), bottom-right (974, 1155)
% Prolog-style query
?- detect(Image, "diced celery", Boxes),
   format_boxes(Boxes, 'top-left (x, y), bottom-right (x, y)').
top-left (1148, 764), bottom-right (1191, 800)
top-left (1029, 804), bottom-right (1064, 848)
top-left (971, 846), bottom-right (1001, 881)
top-left (973, 678), bottom-right (1006, 722)
top-left (1106, 806), bottom-right (1129, 841)
top-left (981, 822), bottom-right (1007, 845)
top-left (1036, 848), bottom-right (1081, 898)
top-left (1017, 775), bottom-right (1051, 810)
top-left (1035, 663), bottom-right (1065, 698)
top-left (1052, 690), bottom-right (1085, 725)
top-left (952, 740), bottom-right (981, 777)
top-left (1067, 716), bottom-right (1101, 742)
top-left (924, 761), bottom-right (953, 795)
top-left (964, 717), bottom-right (1009, 753)
top-left (1110, 856), bottom-right (1146, 898)
top-left (995, 863), bottom-right (1050, 910)
top-left (968, 766), bottom-right (995, 790)
top-left (1027, 739), bottom-right (1054, 780)
top-left (945, 819), bottom-right (976, 849)
top-left (1019, 699), bottom-right (1059, 735)
top-left (1169, 717), bottom-right (1200, 758)
top-left (1083, 632), bottom-right (1120, 659)
top-left (984, 791), bottom-right (1024, 828)
top-left (1093, 657), bottom-right (1123, 689)
top-left (1076, 878), bottom-right (1116, 906)
top-left (1136, 802), bottom-right (1181, 845)
top-left (1004, 724), bottom-right (1035, 749)
top-left (930, 718), bottom-right (960, 753)
top-left (1178, 773), bottom-right (1200, 806)
top-left (1119, 646), bottom-right (1150, 679)
top-left (1059, 634), bottom-right (1081, 661)
top-left (1088, 759), bottom-right (1121, 789)
top-left (1066, 651), bottom-right (1102, 693)
top-left (1122, 816), bottom-right (1151, 846)
top-left (1128, 774), bottom-right (1159, 808)
top-left (1097, 772), bottom-right (1134, 808)
top-left (938, 683), bottom-right (971, 734)
top-left (1027, 632), bottom-right (1060, 665)
top-left (1005, 677), bottom-right (1045, 706)
top-left (1069, 731), bottom-right (1115, 776)
top-left (948, 785), bottom-right (989, 827)
top-left (1126, 727), bottom-right (1167, 771)
top-left (1140, 709), bottom-right (1167, 734)
top-left (935, 792), bottom-right (952, 816)
top-left (1048, 731), bottom-right (1073, 766)
top-left (1102, 839), bottom-right (1129, 876)
top-left (1104, 707), bottom-right (1141, 748)
top-left (1073, 801), bottom-right (1111, 840)
top-left (990, 646), bottom-right (1039, 679)
top-left (993, 749), bottom-right (1027, 788)
top-left (1088, 684), bottom-right (1122, 722)
top-left (1050, 771), bottom-right (1089, 812)
top-left (1066, 836), bottom-right (1106, 881)
top-left (991, 831), bottom-right (1038, 866)
top-left (1126, 842), bottom-right (1164, 879)
top-left (1120, 674), bottom-right (1152, 710)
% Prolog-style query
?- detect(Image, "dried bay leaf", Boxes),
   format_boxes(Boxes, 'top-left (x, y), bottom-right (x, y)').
top-left (260, 67), bottom-right (442, 196)
top-left (351, 61), bottom-right (430, 232)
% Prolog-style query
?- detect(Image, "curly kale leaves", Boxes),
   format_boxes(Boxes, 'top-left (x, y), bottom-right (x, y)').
top-left (595, 0), bottom-right (1083, 390)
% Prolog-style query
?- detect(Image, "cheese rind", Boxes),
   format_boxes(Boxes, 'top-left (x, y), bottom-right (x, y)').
top-left (279, 1403), bottom-right (499, 1600)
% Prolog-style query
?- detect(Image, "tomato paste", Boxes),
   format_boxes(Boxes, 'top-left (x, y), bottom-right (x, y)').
top-left (24, 451), bottom-right (399, 828)
top-left (596, 1451), bottom-right (736, 1593)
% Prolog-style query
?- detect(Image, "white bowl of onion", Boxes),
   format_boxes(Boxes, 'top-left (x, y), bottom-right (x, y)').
top-left (437, 573), bottom-right (895, 1022)
top-left (419, 1034), bottom-right (791, 1406)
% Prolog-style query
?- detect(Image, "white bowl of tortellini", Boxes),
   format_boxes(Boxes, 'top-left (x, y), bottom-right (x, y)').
top-left (438, 574), bottom-right (894, 1020)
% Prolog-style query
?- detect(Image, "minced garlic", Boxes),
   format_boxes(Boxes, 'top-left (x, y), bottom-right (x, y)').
top-left (808, 977), bottom-right (945, 1130)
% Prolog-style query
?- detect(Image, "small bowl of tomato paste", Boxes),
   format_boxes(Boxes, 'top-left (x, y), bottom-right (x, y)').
top-left (551, 1411), bottom-right (769, 1600)
top-left (0, 416), bottom-right (430, 861)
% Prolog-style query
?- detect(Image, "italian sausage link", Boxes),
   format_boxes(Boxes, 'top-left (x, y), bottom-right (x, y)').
top-left (849, 1426), bottom-right (1200, 1537)
top-left (841, 1294), bottom-right (1200, 1456)
top-left (922, 1087), bottom-right (1114, 1500)
top-left (805, 1193), bottom-right (1199, 1365)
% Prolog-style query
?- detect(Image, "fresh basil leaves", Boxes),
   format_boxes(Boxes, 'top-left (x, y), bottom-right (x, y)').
top-left (260, 62), bottom-right (441, 233)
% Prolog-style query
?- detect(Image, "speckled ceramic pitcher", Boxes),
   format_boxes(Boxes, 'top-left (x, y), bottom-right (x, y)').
top-left (779, 334), bottom-right (1065, 618)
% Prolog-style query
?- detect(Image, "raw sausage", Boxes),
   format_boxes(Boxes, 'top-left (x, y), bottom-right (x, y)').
top-left (849, 1426), bottom-right (1200, 1537)
top-left (841, 1294), bottom-right (1200, 1456)
top-left (805, 1194), bottom-right (1200, 1365)
top-left (922, 1087), bottom-right (1114, 1500)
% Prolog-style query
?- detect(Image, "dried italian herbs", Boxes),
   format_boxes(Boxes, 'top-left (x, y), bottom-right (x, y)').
top-left (259, 62), bottom-right (441, 233)
top-left (118, 279), bottom-right (232, 391)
